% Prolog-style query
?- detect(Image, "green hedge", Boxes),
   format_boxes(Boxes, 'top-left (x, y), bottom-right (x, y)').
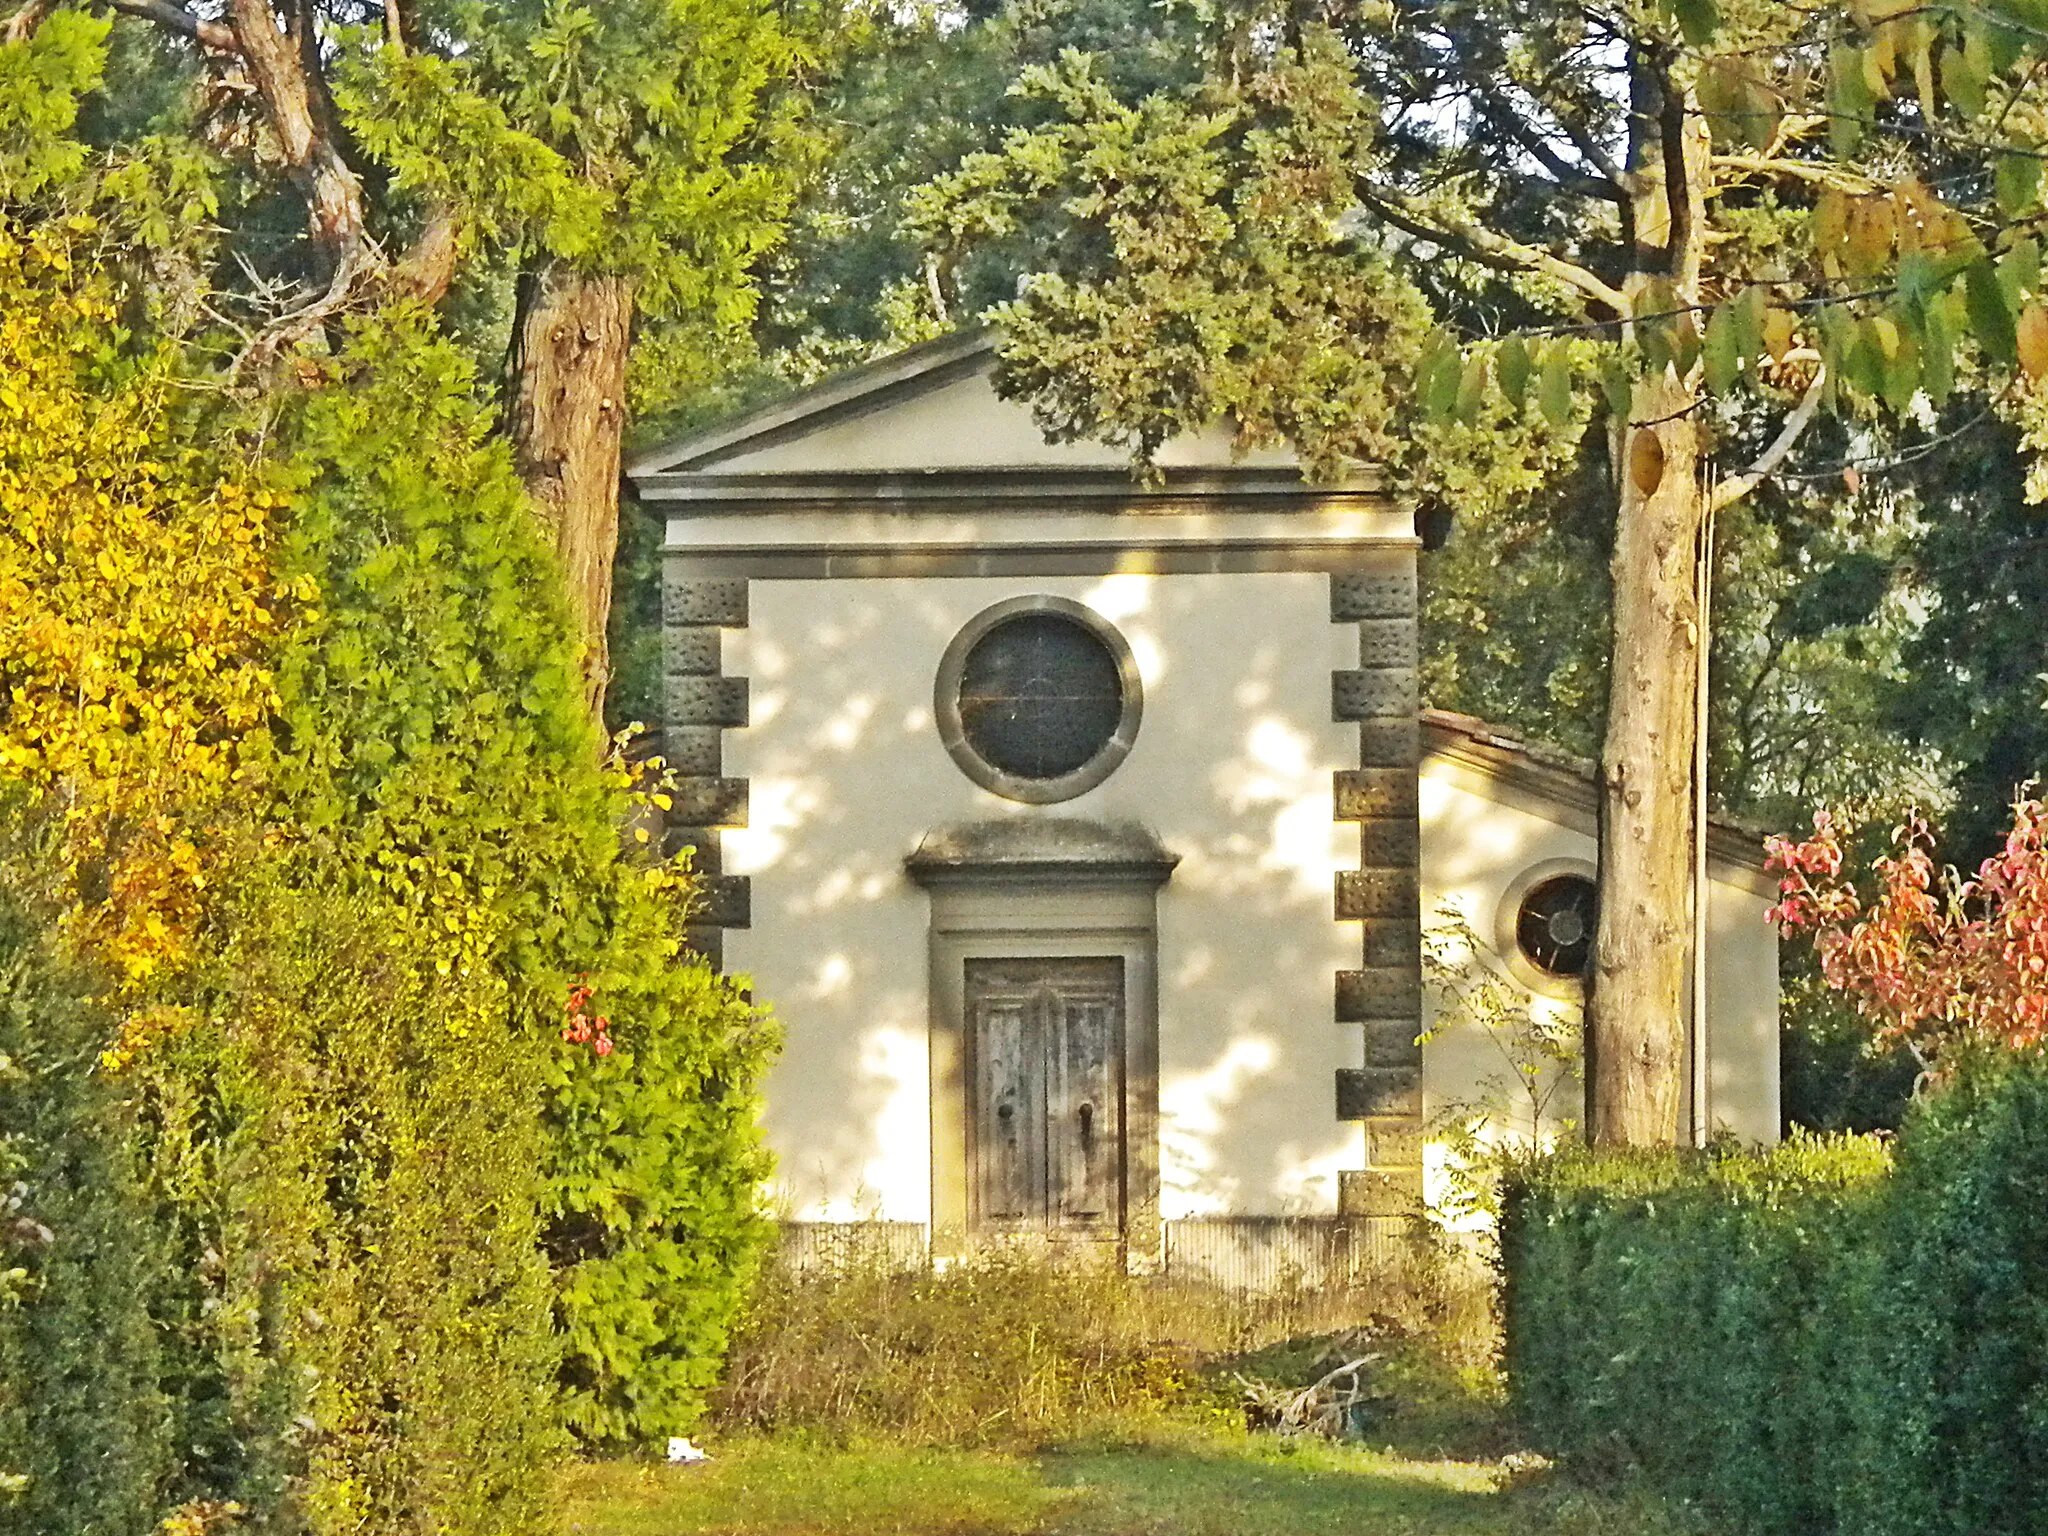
top-left (1503, 1063), bottom-right (2048, 1535)
top-left (0, 881), bottom-right (176, 1536)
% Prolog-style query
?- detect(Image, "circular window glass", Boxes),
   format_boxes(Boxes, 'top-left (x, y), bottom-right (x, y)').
top-left (1515, 874), bottom-right (1597, 980)
top-left (936, 598), bottom-right (1142, 804)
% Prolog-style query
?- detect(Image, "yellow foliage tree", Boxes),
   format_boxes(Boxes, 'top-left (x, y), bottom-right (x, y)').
top-left (0, 219), bottom-right (300, 988)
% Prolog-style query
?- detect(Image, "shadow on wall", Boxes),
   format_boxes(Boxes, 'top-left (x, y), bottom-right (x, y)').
top-left (724, 571), bottom-right (1365, 1221)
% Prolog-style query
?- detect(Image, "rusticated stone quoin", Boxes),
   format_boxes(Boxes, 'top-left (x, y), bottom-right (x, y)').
top-left (665, 826), bottom-right (722, 873)
top-left (1357, 718), bottom-right (1422, 768)
top-left (1335, 1065), bottom-right (1423, 1121)
top-left (668, 776), bottom-right (749, 829)
top-left (694, 875), bottom-right (753, 930)
top-left (1360, 919), bottom-right (1424, 968)
top-left (1337, 969), bottom-right (1424, 1024)
top-left (1336, 868), bottom-right (1421, 921)
top-left (666, 626), bottom-right (723, 676)
top-left (662, 725), bottom-right (724, 778)
top-left (1365, 1121), bottom-right (1427, 1168)
top-left (1338, 1166), bottom-right (1425, 1218)
top-left (1332, 667), bottom-right (1420, 722)
top-left (1354, 617), bottom-right (1420, 670)
top-left (1335, 767), bottom-right (1420, 821)
top-left (1330, 565), bottom-right (1418, 621)
top-left (662, 559), bottom-right (754, 967)
top-left (1356, 817), bottom-right (1421, 869)
top-left (664, 675), bottom-right (749, 729)
top-left (662, 573), bottom-right (749, 628)
top-left (1361, 1016), bottom-right (1423, 1067)
top-left (1330, 558), bottom-right (1424, 1214)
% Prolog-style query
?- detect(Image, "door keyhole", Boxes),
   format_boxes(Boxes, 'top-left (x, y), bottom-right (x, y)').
top-left (1078, 1102), bottom-right (1094, 1148)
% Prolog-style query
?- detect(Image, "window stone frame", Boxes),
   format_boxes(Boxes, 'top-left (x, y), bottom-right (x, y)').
top-left (1496, 856), bottom-right (1600, 1001)
top-left (933, 595), bottom-right (1144, 805)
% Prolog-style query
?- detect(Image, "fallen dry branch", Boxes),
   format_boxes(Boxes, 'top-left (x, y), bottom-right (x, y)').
top-left (1235, 1353), bottom-right (1382, 1440)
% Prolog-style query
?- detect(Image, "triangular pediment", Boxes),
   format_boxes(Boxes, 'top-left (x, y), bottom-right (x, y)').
top-left (628, 328), bottom-right (1299, 481)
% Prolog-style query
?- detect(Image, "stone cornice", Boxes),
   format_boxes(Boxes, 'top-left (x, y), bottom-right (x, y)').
top-left (905, 818), bottom-right (1180, 888)
top-left (639, 466), bottom-right (1389, 507)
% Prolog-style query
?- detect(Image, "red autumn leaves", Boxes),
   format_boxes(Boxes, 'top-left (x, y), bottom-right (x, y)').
top-left (562, 981), bottom-right (616, 1057)
top-left (1768, 800), bottom-right (2048, 1059)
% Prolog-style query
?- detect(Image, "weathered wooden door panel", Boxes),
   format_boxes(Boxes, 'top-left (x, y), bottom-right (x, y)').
top-left (964, 956), bottom-right (1125, 1236)
top-left (1050, 979), bottom-right (1122, 1228)
top-left (971, 984), bottom-right (1044, 1225)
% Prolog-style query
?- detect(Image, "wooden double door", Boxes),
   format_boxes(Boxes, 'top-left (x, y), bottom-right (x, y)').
top-left (964, 956), bottom-right (1126, 1237)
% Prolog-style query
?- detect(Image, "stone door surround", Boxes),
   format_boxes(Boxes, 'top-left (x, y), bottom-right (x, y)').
top-left (908, 818), bottom-right (1174, 1265)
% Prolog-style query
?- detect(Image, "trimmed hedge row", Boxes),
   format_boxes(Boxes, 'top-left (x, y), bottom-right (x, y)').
top-left (1502, 1062), bottom-right (2048, 1536)
top-left (0, 893), bottom-right (176, 1536)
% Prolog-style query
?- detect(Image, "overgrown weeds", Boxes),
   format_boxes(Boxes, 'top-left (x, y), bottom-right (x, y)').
top-left (711, 1234), bottom-right (1500, 1451)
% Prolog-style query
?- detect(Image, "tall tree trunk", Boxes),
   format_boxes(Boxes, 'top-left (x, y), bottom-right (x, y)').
top-left (1590, 368), bottom-right (1702, 1144)
top-left (511, 262), bottom-right (635, 722)
top-left (1586, 56), bottom-right (1710, 1145)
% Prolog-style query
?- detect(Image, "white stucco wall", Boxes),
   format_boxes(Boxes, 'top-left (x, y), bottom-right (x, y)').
top-left (722, 572), bottom-right (1781, 1228)
top-left (1417, 767), bottom-right (1781, 1174)
top-left (724, 571), bottom-right (1364, 1222)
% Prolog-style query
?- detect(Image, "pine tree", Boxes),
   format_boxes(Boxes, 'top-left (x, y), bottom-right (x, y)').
top-left (909, 0), bottom-right (2048, 1142)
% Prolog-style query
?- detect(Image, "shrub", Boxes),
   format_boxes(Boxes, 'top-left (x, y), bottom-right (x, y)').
top-left (1844, 1063), bottom-right (2048, 1536)
top-left (0, 223), bottom-right (775, 1529)
top-left (128, 872), bottom-right (566, 1535)
top-left (269, 311), bottom-right (778, 1451)
top-left (1502, 1064), bottom-right (2048, 1535)
top-left (0, 873), bottom-right (175, 1536)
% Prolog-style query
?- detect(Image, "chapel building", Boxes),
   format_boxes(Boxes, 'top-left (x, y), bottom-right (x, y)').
top-left (627, 329), bottom-right (1780, 1272)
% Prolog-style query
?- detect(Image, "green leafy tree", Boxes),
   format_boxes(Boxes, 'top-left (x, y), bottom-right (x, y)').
top-left (907, 0), bottom-right (2048, 1142)
top-left (7, 0), bottom-right (802, 721)
top-left (1885, 408), bottom-right (2048, 860)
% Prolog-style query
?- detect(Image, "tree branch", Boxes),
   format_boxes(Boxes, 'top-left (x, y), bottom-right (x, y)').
top-left (382, 0), bottom-right (418, 52)
top-left (1710, 153), bottom-right (1879, 194)
top-left (103, 0), bottom-right (237, 50)
top-left (1657, 62), bottom-right (1695, 283)
top-left (1466, 79), bottom-right (1625, 203)
top-left (1552, 103), bottom-right (1629, 190)
top-left (226, 0), bottom-right (367, 284)
top-left (1712, 365), bottom-right (1828, 511)
top-left (4, 0), bottom-right (55, 41)
top-left (1352, 177), bottom-right (1632, 316)
top-left (391, 200), bottom-right (461, 306)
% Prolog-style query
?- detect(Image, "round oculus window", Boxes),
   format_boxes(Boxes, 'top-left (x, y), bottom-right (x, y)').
top-left (935, 598), bottom-right (1142, 804)
top-left (1515, 874), bottom-right (1597, 980)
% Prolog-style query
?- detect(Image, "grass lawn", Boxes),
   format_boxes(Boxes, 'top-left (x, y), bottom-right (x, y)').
top-left (558, 1425), bottom-right (1704, 1536)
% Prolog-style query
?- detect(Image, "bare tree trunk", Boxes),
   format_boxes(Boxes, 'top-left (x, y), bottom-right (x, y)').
top-left (1585, 56), bottom-right (1710, 1145)
top-left (511, 262), bottom-right (634, 722)
top-left (1590, 368), bottom-right (1702, 1144)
